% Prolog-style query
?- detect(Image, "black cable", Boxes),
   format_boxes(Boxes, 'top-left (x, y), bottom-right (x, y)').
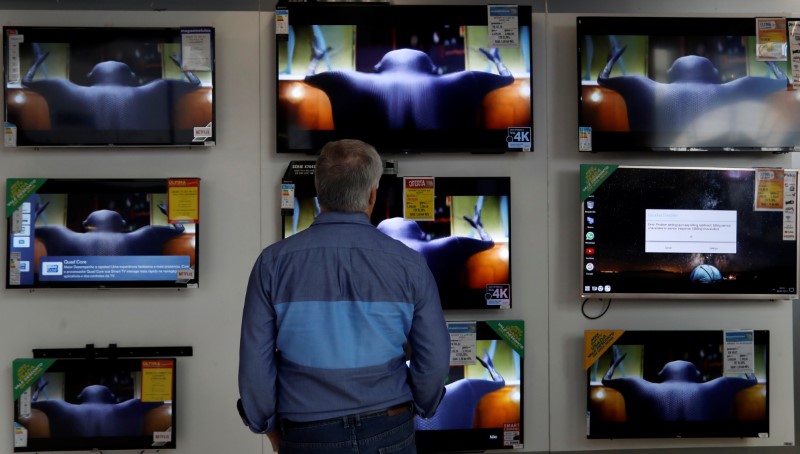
top-left (581, 298), bottom-right (612, 320)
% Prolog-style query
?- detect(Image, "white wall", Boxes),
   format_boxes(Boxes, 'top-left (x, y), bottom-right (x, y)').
top-left (0, 3), bottom-right (796, 454)
top-left (0, 9), bottom-right (264, 454)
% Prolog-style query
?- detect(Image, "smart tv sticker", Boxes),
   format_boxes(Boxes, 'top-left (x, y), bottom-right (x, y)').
top-left (485, 284), bottom-right (510, 307)
top-left (506, 127), bottom-right (531, 150)
top-left (193, 123), bottom-right (213, 142)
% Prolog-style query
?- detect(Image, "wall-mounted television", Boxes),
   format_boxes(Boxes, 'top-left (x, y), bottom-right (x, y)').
top-left (13, 357), bottom-right (177, 452)
top-left (585, 329), bottom-right (769, 439)
top-left (6, 178), bottom-right (199, 289)
top-left (416, 320), bottom-right (523, 452)
top-left (3, 26), bottom-right (215, 147)
top-left (577, 17), bottom-right (799, 152)
top-left (282, 162), bottom-right (511, 310)
top-left (276, 2), bottom-right (532, 153)
top-left (580, 165), bottom-right (798, 299)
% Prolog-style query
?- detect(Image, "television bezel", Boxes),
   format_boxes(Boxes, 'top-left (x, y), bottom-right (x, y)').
top-left (275, 2), bottom-right (533, 154)
top-left (576, 16), bottom-right (799, 153)
top-left (12, 356), bottom-right (178, 452)
top-left (585, 329), bottom-right (770, 439)
top-left (5, 177), bottom-right (200, 290)
top-left (2, 25), bottom-right (216, 148)
top-left (579, 165), bottom-right (799, 300)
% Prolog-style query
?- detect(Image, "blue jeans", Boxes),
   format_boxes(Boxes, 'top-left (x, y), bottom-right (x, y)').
top-left (279, 404), bottom-right (416, 454)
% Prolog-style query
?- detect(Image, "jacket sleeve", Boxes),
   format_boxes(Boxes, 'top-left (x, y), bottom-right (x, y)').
top-left (407, 255), bottom-right (451, 418)
top-left (238, 255), bottom-right (279, 434)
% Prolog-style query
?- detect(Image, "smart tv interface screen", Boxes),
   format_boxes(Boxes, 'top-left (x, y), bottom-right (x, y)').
top-left (282, 162), bottom-right (511, 310)
top-left (577, 17), bottom-right (799, 152)
top-left (12, 357), bottom-right (177, 452)
top-left (580, 165), bottom-right (798, 299)
top-left (6, 178), bottom-right (199, 289)
top-left (416, 320), bottom-right (523, 452)
top-left (585, 330), bottom-right (769, 439)
top-left (3, 26), bottom-right (215, 147)
top-left (276, 3), bottom-right (532, 153)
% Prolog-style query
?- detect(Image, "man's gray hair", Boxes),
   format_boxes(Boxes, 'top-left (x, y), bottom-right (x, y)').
top-left (315, 139), bottom-right (383, 212)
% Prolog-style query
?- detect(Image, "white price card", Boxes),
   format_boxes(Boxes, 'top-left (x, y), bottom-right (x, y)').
top-left (448, 322), bottom-right (477, 366)
top-left (724, 329), bottom-right (755, 375)
top-left (181, 27), bottom-right (213, 71)
top-left (488, 5), bottom-right (519, 48)
top-left (7, 33), bottom-right (23, 84)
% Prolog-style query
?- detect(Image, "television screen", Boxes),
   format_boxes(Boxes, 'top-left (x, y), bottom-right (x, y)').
top-left (580, 165), bottom-right (798, 299)
top-left (6, 178), bottom-right (199, 289)
top-left (282, 162), bottom-right (511, 310)
top-left (585, 329), bottom-right (769, 439)
top-left (12, 357), bottom-right (176, 452)
top-left (4, 26), bottom-right (215, 147)
top-left (577, 17), bottom-right (800, 152)
top-left (276, 2), bottom-right (532, 153)
top-left (416, 320), bottom-right (524, 452)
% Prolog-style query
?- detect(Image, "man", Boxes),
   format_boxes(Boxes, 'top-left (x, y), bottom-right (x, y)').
top-left (238, 139), bottom-right (450, 453)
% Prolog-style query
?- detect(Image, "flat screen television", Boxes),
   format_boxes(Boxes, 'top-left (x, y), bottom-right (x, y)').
top-left (6, 178), bottom-right (200, 289)
top-left (585, 329), bottom-right (769, 439)
top-left (416, 320), bottom-right (524, 452)
top-left (276, 2), bottom-right (532, 153)
top-left (282, 162), bottom-right (511, 310)
top-left (13, 357), bottom-right (177, 451)
top-left (3, 26), bottom-right (215, 147)
top-left (580, 165), bottom-right (798, 299)
top-left (577, 16), bottom-right (800, 152)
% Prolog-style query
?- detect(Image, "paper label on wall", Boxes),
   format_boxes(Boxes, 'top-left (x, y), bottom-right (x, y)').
top-left (403, 177), bottom-right (435, 221)
top-left (181, 27), bottom-right (213, 71)
top-left (141, 359), bottom-right (174, 402)
top-left (754, 168), bottom-right (784, 211)
top-left (168, 178), bottom-right (200, 224)
top-left (784, 170), bottom-right (797, 240)
top-left (789, 21), bottom-right (800, 88)
top-left (756, 18), bottom-right (788, 61)
top-left (448, 322), bottom-right (477, 366)
top-left (488, 5), bottom-right (519, 48)
top-left (6, 32), bottom-right (23, 84)
top-left (723, 330), bottom-right (755, 374)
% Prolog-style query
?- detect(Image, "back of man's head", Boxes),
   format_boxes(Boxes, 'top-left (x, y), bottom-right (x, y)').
top-left (315, 139), bottom-right (382, 213)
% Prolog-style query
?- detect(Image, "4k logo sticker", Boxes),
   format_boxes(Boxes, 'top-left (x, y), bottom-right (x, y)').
top-left (485, 284), bottom-right (511, 307)
top-left (506, 127), bottom-right (531, 150)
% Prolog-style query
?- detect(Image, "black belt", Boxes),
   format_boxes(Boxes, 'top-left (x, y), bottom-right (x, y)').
top-left (281, 402), bottom-right (412, 429)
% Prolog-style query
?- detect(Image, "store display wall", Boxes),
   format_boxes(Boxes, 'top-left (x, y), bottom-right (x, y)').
top-left (0, 1), bottom-right (796, 453)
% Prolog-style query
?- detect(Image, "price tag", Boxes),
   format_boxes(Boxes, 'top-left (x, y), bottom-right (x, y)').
top-left (403, 177), bottom-right (435, 221)
top-left (784, 171), bottom-right (797, 240)
top-left (488, 5), bottom-right (519, 48)
top-left (756, 18), bottom-right (788, 61)
top-left (724, 330), bottom-right (755, 375)
top-left (448, 322), bottom-right (477, 366)
top-left (181, 27), bottom-right (213, 71)
top-left (7, 33), bottom-right (23, 84)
